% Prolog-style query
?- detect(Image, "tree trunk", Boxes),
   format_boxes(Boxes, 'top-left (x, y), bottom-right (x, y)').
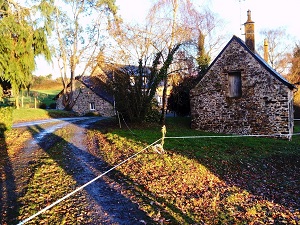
top-left (63, 55), bottom-right (77, 111)
top-left (160, 78), bottom-right (168, 125)
top-left (15, 96), bottom-right (19, 109)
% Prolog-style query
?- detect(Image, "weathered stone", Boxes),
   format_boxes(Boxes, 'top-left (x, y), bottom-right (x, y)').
top-left (56, 77), bottom-right (115, 117)
top-left (190, 36), bottom-right (295, 140)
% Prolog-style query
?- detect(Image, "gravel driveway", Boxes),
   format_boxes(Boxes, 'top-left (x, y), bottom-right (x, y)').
top-left (5, 117), bottom-right (153, 225)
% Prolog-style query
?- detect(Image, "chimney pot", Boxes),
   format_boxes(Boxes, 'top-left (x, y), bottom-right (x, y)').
top-left (244, 10), bottom-right (255, 52)
top-left (264, 38), bottom-right (269, 63)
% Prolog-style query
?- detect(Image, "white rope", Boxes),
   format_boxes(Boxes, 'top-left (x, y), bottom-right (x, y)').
top-left (165, 133), bottom-right (300, 139)
top-left (119, 112), bottom-right (136, 136)
top-left (17, 129), bottom-right (300, 224)
top-left (17, 138), bottom-right (162, 225)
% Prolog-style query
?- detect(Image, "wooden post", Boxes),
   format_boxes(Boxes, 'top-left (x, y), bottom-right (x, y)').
top-left (21, 96), bottom-right (24, 108)
top-left (161, 125), bottom-right (166, 149)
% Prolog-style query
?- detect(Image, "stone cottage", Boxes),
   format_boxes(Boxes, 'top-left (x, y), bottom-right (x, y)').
top-left (190, 10), bottom-right (296, 139)
top-left (56, 76), bottom-right (115, 117)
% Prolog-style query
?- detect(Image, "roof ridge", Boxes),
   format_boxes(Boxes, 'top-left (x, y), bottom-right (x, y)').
top-left (203, 35), bottom-right (295, 90)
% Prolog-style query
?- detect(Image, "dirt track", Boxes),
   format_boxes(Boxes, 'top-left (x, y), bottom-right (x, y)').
top-left (1, 117), bottom-right (153, 224)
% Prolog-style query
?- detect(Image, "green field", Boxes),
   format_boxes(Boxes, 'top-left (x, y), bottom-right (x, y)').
top-left (12, 108), bottom-right (77, 123)
top-left (1, 89), bottom-right (61, 109)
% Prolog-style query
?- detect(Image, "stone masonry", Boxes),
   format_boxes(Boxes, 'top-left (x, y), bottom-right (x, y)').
top-left (190, 36), bottom-right (295, 139)
top-left (56, 80), bottom-right (115, 117)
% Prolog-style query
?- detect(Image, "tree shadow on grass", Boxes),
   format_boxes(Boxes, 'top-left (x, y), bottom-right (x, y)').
top-left (0, 123), bottom-right (19, 224)
top-left (88, 120), bottom-right (199, 224)
top-left (21, 120), bottom-right (155, 224)
top-left (165, 135), bottom-right (300, 212)
top-left (111, 118), bottom-right (300, 218)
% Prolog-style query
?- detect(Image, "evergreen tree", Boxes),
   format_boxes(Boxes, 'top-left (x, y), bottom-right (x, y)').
top-left (289, 44), bottom-right (300, 84)
top-left (196, 31), bottom-right (210, 76)
top-left (0, 0), bottom-right (53, 107)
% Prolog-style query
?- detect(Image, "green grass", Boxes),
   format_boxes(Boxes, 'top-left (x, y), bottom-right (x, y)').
top-left (110, 118), bottom-right (300, 178)
top-left (89, 117), bottom-right (300, 224)
top-left (31, 89), bottom-right (61, 107)
top-left (1, 89), bottom-right (61, 109)
top-left (32, 89), bottom-right (61, 95)
top-left (12, 108), bottom-right (77, 123)
top-left (111, 117), bottom-right (300, 157)
top-left (2, 115), bottom-right (299, 224)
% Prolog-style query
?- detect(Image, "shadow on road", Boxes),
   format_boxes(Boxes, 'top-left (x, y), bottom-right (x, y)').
top-left (20, 118), bottom-right (154, 224)
top-left (0, 123), bottom-right (19, 224)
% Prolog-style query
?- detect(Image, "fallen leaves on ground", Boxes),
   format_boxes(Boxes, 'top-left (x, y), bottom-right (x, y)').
top-left (91, 131), bottom-right (300, 225)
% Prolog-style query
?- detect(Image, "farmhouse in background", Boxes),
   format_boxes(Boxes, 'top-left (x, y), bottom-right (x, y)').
top-left (103, 64), bottom-right (173, 107)
top-left (55, 75), bottom-right (115, 117)
top-left (190, 10), bottom-right (296, 139)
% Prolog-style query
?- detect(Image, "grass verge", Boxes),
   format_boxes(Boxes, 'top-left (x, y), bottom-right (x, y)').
top-left (12, 108), bottom-right (77, 123)
top-left (87, 117), bottom-right (300, 224)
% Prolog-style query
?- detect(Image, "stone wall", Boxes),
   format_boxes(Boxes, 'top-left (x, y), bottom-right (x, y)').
top-left (190, 38), bottom-right (294, 139)
top-left (56, 82), bottom-right (115, 117)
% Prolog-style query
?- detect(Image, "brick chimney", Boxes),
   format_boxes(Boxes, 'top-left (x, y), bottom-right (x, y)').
top-left (244, 10), bottom-right (255, 52)
top-left (264, 38), bottom-right (269, 63)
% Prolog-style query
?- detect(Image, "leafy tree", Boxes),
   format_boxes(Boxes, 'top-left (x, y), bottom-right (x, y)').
top-left (53, 0), bottom-right (119, 111)
top-left (0, 0), bottom-right (53, 108)
top-left (108, 44), bottom-right (180, 122)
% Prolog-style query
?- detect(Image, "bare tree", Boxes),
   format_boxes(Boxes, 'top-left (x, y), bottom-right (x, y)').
top-left (259, 27), bottom-right (293, 74)
top-left (106, 22), bottom-right (182, 122)
top-left (104, 1), bottom-right (221, 123)
top-left (146, 0), bottom-right (221, 124)
top-left (53, 0), bottom-right (118, 110)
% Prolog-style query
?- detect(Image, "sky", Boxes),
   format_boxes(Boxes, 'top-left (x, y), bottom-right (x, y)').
top-left (34, 0), bottom-right (300, 76)
top-left (116, 0), bottom-right (299, 40)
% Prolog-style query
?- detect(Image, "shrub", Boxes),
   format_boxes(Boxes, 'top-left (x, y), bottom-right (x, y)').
top-left (39, 103), bottom-right (47, 109)
top-left (145, 109), bottom-right (160, 122)
top-left (49, 103), bottom-right (56, 109)
top-left (0, 107), bottom-right (13, 136)
top-left (84, 111), bottom-right (101, 117)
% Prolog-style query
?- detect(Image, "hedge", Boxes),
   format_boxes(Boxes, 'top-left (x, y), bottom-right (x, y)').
top-left (0, 107), bottom-right (13, 137)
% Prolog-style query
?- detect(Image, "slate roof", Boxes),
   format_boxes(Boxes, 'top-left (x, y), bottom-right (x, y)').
top-left (206, 35), bottom-right (296, 90)
top-left (54, 76), bottom-right (114, 104)
top-left (77, 76), bottom-right (114, 104)
top-left (104, 65), bottom-right (157, 89)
